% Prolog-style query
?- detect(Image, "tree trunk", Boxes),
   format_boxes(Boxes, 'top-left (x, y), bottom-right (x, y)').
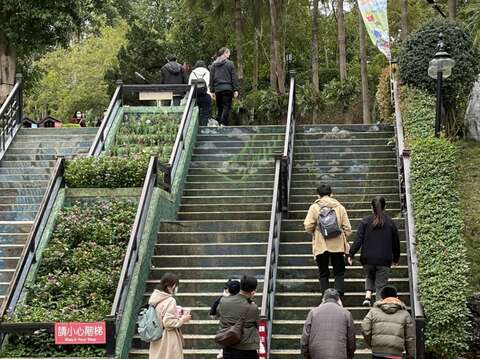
top-left (400, 0), bottom-right (408, 41)
top-left (0, 33), bottom-right (16, 104)
top-left (312, 0), bottom-right (320, 93)
top-left (269, 0), bottom-right (285, 94)
top-left (359, 9), bottom-right (371, 124)
top-left (234, 0), bottom-right (244, 81)
top-left (337, 0), bottom-right (347, 82)
top-left (253, 0), bottom-right (261, 92)
top-left (448, 0), bottom-right (456, 19)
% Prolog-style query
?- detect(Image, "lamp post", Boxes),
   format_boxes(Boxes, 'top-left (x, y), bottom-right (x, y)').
top-left (428, 33), bottom-right (455, 137)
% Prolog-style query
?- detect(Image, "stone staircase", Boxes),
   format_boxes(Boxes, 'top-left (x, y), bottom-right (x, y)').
top-left (129, 125), bottom-right (286, 358)
top-left (270, 124), bottom-right (407, 358)
top-left (0, 127), bottom-right (97, 307)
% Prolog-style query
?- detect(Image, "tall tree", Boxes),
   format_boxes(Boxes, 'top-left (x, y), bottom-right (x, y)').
top-left (336, 0), bottom-right (347, 81)
top-left (400, 0), bottom-right (408, 41)
top-left (449, 0), bottom-right (457, 19)
top-left (312, 0), bottom-right (320, 93)
top-left (269, 0), bottom-right (286, 94)
top-left (358, 8), bottom-right (371, 124)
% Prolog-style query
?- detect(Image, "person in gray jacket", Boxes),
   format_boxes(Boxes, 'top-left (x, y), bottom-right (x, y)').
top-left (217, 275), bottom-right (260, 359)
top-left (301, 289), bottom-right (356, 359)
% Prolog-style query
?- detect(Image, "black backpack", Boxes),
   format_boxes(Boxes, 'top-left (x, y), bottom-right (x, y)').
top-left (191, 72), bottom-right (208, 95)
top-left (317, 206), bottom-right (342, 239)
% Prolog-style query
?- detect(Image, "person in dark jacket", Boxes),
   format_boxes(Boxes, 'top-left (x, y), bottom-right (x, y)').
top-left (362, 286), bottom-right (415, 359)
top-left (348, 197), bottom-right (400, 306)
top-left (209, 47), bottom-right (240, 126)
top-left (161, 55), bottom-right (188, 106)
top-left (217, 275), bottom-right (259, 359)
top-left (301, 288), bottom-right (356, 359)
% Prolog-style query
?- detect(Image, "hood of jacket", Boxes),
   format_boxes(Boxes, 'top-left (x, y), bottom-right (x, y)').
top-left (374, 297), bottom-right (406, 314)
top-left (315, 196), bottom-right (342, 208)
top-left (148, 289), bottom-right (173, 306)
top-left (164, 61), bottom-right (182, 74)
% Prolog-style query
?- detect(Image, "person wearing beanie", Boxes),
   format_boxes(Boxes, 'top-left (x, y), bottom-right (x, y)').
top-left (361, 286), bottom-right (415, 359)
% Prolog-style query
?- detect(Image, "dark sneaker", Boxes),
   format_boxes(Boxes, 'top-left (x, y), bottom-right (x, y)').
top-left (362, 298), bottom-right (372, 307)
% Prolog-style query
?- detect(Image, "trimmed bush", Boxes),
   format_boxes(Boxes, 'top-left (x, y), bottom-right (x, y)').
top-left (402, 87), bottom-right (469, 357)
top-left (65, 155), bottom-right (149, 188)
top-left (1, 200), bottom-right (136, 357)
top-left (398, 18), bottom-right (480, 105)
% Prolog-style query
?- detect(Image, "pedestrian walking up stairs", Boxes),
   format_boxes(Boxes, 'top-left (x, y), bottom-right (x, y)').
top-left (270, 124), bottom-right (409, 358)
top-left (129, 125), bottom-right (288, 358)
top-left (0, 127), bottom-right (97, 308)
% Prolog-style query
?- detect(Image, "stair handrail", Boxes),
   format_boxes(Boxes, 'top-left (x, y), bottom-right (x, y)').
top-left (165, 85), bottom-right (196, 191)
top-left (88, 82), bottom-right (123, 157)
top-left (0, 157), bottom-right (65, 319)
top-left (0, 73), bottom-right (23, 159)
top-left (260, 74), bottom-right (296, 358)
top-left (111, 156), bottom-right (158, 320)
top-left (392, 74), bottom-right (425, 358)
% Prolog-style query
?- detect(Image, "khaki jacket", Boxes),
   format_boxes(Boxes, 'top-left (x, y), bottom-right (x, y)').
top-left (149, 290), bottom-right (185, 359)
top-left (304, 196), bottom-right (352, 257)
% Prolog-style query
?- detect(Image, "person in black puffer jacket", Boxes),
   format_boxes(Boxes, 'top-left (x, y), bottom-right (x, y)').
top-left (209, 47), bottom-right (240, 126)
top-left (348, 197), bottom-right (400, 306)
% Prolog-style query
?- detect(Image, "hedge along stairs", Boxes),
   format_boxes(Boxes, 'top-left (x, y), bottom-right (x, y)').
top-left (129, 125), bottom-right (287, 358)
top-left (270, 124), bottom-right (408, 359)
top-left (0, 127), bottom-right (97, 308)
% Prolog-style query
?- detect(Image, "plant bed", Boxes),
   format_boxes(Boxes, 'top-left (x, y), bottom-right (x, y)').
top-left (0, 200), bottom-right (137, 357)
top-left (107, 113), bottom-right (179, 163)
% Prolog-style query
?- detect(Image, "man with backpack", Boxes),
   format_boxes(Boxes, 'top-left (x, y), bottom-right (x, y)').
top-left (209, 47), bottom-right (240, 126)
top-left (189, 60), bottom-right (212, 126)
top-left (304, 184), bottom-right (352, 298)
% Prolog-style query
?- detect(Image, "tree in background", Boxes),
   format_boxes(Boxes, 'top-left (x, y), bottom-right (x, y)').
top-left (26, 25), bottom-right (127, 123)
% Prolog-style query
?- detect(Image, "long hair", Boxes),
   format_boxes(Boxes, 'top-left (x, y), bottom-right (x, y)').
top-left (371, 197), bottom-right (386, 229)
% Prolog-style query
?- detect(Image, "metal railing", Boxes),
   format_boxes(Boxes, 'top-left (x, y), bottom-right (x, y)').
top-left (0, 74), bottom-right (23, 158)
top-left (164, 85), bottom-right (196, 191)
top-left (0, 157), bottom-right (65, 319)
top-left (260, 74), bottom-right (296, 358)
top-left (111, 156), bottom-right (158, 320)
top-left (392, 75), bottom-right (425, 358)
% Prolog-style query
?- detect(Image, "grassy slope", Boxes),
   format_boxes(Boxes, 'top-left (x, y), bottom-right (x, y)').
top-left (458, 140), bottom-right (480, 292)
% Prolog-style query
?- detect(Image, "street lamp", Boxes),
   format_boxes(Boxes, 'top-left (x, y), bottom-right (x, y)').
top-left (428, 33), bottom-right (455, 137)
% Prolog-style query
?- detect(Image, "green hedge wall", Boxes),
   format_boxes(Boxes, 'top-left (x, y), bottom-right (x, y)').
top-left (402, 87), bottom-right (469, 357)
top-left (65, 155), bottom-right (149, 188)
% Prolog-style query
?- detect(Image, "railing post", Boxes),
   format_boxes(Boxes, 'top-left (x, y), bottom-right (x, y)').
top-left (15, 73), bottom-right (23, 125)
top-left (105, 315), bottom-right (116, 357)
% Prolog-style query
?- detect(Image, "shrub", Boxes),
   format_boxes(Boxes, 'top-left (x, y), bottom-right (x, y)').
top-left (402, 88), bottom-right (469, 357)
top-left (65, 155), bottom-right (149, 188)
top-left (1, 200), bottom-right (136, 357)
top-left (376, 66), bottom-right (394, 123)
top-left (398, 18), bottom-right (480, 106)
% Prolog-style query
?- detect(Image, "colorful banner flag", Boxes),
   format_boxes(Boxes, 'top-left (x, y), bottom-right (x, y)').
top-left (357, 0), bottom-right (391, 61)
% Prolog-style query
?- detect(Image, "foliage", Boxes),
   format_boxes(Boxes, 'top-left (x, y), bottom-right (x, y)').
top-left (108, 113), bottom-right (179, 162)
top-left (398, 18), bottom-right (480, 107)
top-left (65, 155), bottom-right (149, 188)
top-left (457, 140), bottom-right (480, 292)
top-left (25, 25), bottom-right (126, 123)
top-left (375, 66), bottom-right (394, 123)
top-left (402, 88), bottom-right (469, 357)
top-left (1, 200), bottom-right (136, 357)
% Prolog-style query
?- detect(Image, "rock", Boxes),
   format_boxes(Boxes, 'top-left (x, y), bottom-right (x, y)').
top-left (465, 76), bottom-right (480, 141)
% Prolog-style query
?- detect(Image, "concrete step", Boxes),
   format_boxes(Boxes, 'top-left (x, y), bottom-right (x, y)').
top-left (0, 211), bottom-right (37, 221)
top-left (0, 180), bottom-right (49, 189)
top-left (0, 221), bottom-right (33, 233)
top-left (0, 160), bottom-right (56, 168)
top-left (0, 195), bottom-right (44, 205)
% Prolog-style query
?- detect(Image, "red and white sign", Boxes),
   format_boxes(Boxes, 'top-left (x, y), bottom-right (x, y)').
top-left (54, 322), bottom-right (106, 345)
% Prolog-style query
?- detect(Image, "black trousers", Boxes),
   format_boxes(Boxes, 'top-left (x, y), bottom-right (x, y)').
top-left (223, 347), bottom-right (259, 359)
top-left (196, 93), bottom-right (212, 126)
top-left (316, 252), bottom-right (346, 295)
top-left (215, 91), bottom-right (233, 126)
